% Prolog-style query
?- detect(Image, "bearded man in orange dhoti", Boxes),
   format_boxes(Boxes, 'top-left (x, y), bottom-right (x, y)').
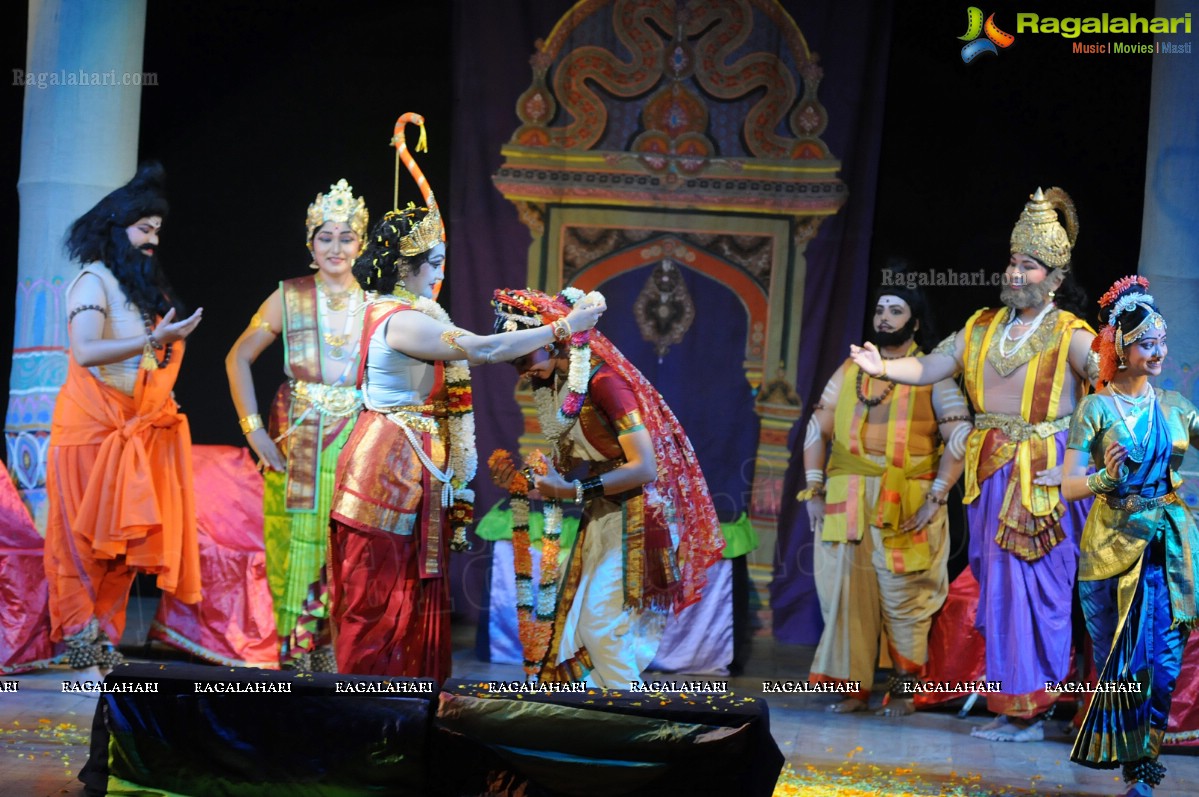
top-left (46, 163), bottom-right (204, 675)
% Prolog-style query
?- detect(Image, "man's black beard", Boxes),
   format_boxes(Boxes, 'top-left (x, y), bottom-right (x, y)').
top-left (871, 316), bottom-right (917, 349)
top-left (1000, 278), bottom-right (1054, 311)
top-left (106, 231), bottom-right (164, 317)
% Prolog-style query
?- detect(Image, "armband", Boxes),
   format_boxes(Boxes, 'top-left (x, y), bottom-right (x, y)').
top-left (441, 327), bottom-right (468, 354)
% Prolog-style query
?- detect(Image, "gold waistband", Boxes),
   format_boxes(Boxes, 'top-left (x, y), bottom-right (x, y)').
top-left (292, 380), bottom-right (362, 417)
top-left (371, 403), bottom-right (441, 435)
top-left (973, 413), bottom-right (1070, 442)
top-left (1104, 492), bottom-right (1178, 513)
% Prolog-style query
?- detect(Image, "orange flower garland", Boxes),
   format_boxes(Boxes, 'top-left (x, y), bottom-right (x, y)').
top-left (489, 448), bottom-right (562, 677)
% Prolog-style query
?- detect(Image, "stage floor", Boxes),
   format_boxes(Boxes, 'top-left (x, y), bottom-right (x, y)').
top-left (1, 603), bottom-right (1196, 797)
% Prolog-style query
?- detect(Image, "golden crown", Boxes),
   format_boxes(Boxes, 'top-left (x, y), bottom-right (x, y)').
top-left (398, 197), bottom-right (445, 258)
top-left (306, 179), bottom-right (369, 248)
top-left (1010, 186), bottom-right (1078, 270)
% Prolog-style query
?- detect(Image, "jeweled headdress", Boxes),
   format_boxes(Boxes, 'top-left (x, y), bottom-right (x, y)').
top-left (1010, 186), bottom-right (1078, 270)
top-left (391, 113), bottom-right (446, 260)
top-left (305, 179), bottom-right (369, 249)
top-left (1091, 275), bottom-right (1167, 386)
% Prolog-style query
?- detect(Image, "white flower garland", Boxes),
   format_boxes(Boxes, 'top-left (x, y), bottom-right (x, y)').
top-left (530, 289), bottom-right (605, 448)
top-left (1107, 291), bottom-right (1156, 326)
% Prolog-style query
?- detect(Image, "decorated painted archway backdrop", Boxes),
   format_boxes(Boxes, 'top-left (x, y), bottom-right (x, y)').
top-left (491, 0), bottom-right (846, 593)
top-left (450, 0), bottom-right (893, 636)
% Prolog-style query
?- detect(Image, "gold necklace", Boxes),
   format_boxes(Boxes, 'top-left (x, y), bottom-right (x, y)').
top-left (317, 281), bottom-right (361, 361)
top-left (316, 278), bottom-right (358, 312)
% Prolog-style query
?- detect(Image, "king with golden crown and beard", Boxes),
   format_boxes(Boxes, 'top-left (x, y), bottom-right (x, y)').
top-left (851, 188), bottom-right (1097, 741)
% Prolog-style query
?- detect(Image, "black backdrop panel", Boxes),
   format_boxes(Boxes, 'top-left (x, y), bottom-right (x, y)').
top-left (81, 662), bottom-right (436, 797)
top-left (432, 678), bottom-right (782, 797)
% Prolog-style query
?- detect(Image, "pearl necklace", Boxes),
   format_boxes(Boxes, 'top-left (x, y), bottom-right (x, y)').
top-left (998, 302), bottom-right (1055, 358)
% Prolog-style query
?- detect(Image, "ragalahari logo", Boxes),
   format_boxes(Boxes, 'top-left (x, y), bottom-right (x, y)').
top-left (959, 7), bottom-right (1015, 62)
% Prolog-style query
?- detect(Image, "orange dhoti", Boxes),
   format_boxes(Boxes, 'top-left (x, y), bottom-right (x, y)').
top-left (44, 351), bottom-right (201, 646)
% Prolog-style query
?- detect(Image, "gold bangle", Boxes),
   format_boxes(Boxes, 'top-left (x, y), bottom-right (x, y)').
top-left (239, 414), bottom-right (263, 435)
top-left (880, 359), bottom-right (889, 380)
top-left (797, 486), bottom-right (827, 502)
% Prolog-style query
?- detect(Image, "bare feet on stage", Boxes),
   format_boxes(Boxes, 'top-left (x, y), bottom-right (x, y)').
top-left (827, 697), bottom-right (869, 713)
top-left (971, 715), bottom-right (1044, 742)
top-left (877, 696), bottom-right (915, 717)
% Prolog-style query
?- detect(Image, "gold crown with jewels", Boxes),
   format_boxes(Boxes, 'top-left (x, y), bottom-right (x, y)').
top-left (306, 179), bottom-right (369, 249)
top-left (1010, 186), bottom-right (1078, 270)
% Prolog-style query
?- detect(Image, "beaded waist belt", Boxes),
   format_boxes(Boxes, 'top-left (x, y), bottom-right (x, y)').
top-left (292, 380), bottom-right (362, 417)
top-left (372, 402), bottom-right (443, 435)
top-left (973, 413), bottom-right (1070, 442)
top-left (1104, 492), bottom-right (1178, 513)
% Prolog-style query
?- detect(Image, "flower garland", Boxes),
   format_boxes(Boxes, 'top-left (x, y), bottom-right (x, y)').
top-left (488, 449), bottom-right (562, 677)
top-left (394, 288), bottom-right (476, 551)
top-left (528, 288), bottom-right (605, 451)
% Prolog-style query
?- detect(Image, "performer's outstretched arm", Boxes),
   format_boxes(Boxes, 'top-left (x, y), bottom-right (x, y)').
top-left (385, 297), bottom-right (605, 365)
top-left (849, 328), bottom-right (963, 386)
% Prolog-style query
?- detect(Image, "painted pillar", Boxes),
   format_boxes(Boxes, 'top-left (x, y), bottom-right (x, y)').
top-left (7, 0), bottom-right (147, 527)
top-left (1139, 0), bottom-right (1199, 499)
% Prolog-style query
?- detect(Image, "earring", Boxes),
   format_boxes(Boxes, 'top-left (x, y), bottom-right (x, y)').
top-left (309, 261), bottom-right (319, 270)
top-left (1117, 358), bottom-right (1128, 371)
top-left (1047, 290), bottom-right (1056, 299)
top-left (399, 266), bottom-right (409, 289)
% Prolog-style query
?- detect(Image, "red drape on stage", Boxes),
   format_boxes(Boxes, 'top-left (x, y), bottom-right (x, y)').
top-left (0, 460), bottom-right (53, 672)
top-left (150, 445), bottom-right (278, 668)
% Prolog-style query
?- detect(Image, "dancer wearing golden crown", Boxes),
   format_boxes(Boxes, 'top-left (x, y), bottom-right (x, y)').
top-left (1061, 277), bottom-right (1199, 797)
top-left (225, 179), bottom-right (369, 671)
top-left (326, 114), bottom-right (606, 679)
top-left (46, 163), bottom-right (203, 678)
top-left (851, 188), bottom-right (1096, 740)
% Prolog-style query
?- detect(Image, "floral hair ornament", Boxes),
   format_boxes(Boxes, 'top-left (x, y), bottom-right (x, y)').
top-left (491, 287), bottom-right (606, 448)
top-left (1091, 275), bottom-right (1166, 386)
top-left (305, 179), bottom-right (369, 251)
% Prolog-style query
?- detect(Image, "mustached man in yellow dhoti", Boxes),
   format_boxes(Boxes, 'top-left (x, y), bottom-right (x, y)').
top-left (225, 180), bottom-right (369, 671)
top-left (803, 284), bottom-right (970, 715)
top-left (851, 188), bottom-right (1097, 741)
